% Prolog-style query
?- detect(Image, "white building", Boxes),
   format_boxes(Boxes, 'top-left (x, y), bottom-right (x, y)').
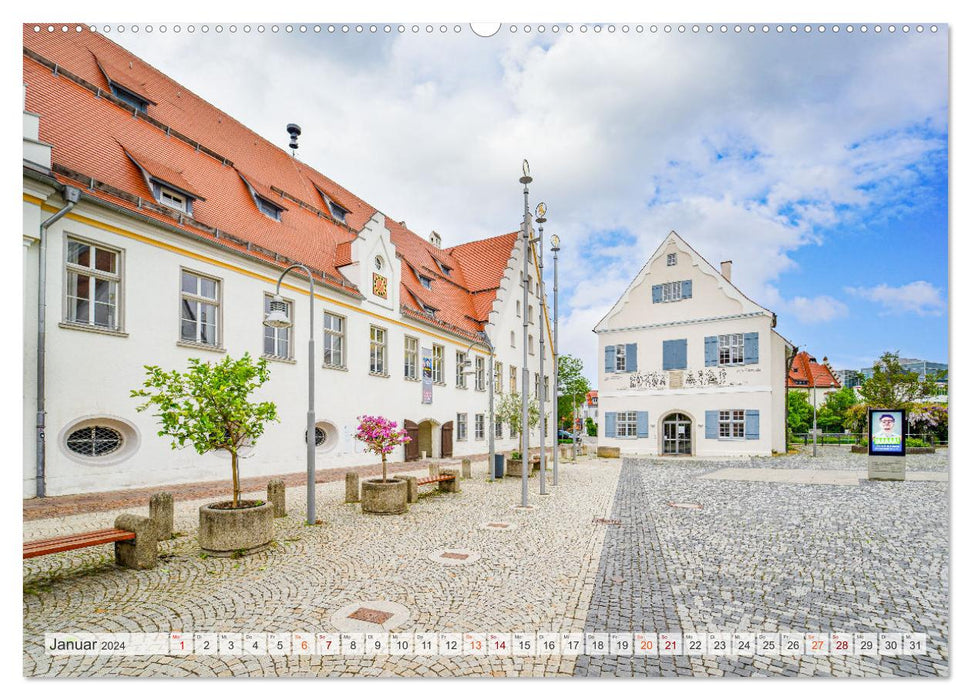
top-left (594, 231), bottom-right (793, 457)
top-left (22, 28), bottom-right (553, 497)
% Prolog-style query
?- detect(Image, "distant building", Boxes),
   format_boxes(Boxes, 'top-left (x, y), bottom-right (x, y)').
top-left (595, 231), bottom-right (793, 457)
top-left (788, 352), bottom-right (841, 408)
top-left (833, 369), bottom-right (862, 389)
top-left (580, 390), bottom-right (598, 426)
top-left (859, 358), bottom-right (948, 386)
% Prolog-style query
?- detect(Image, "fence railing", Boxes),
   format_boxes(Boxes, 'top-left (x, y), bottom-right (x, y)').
top-left (792, 432), bottom-right (948, 447)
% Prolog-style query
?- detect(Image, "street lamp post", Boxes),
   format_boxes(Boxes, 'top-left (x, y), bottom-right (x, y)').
top-left (550, 233), bottom-right (560, 486)
top-left (519, 160), bottom-right (532, 508)
top-left (535, 203), bottom-right (548, 496)
top-left (460, 334), bottom-right (496, 480)
top-left (264, 264), bottom-right (316, 525)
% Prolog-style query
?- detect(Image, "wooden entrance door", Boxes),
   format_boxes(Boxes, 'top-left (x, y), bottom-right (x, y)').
top-left (404, 420), bottom-right (420, 461)
top-left (441, 421), bottom-right (453, 458)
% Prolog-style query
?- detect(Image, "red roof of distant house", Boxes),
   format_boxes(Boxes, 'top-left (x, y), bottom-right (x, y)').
top-left (788, 351), bottom-right (841, 389)
top-left (586, 390), bottom-right (598, 406)
top-left (22, 26), bottom-right (518, 341)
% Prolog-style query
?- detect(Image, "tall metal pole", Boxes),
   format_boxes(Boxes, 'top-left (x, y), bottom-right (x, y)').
top-left (551, 234), bottom-right (560, 486)
top-left (272, 265), bottom-right (316, 525)
top-left (536, 206), bottom-right (548, 496)
top-left (519, 161), bottom-right (532, 508)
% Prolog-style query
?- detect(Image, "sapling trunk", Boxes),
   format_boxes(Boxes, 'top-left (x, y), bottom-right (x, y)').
top-left (382, 454), bottom-right (388, 482)
top-left (231, 450), bottom-right (240, 507)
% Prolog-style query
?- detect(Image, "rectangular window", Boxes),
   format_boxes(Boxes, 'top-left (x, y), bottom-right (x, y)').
top-left (432, 344), bottom-right (445, 384)
top-left (528, 305), bottom-right (534, 323)
top-left (495, 420), bottom-right (503, 439)
top-left (369, 326), bottom-right (387, 375)
top-left (475, 356), bottom-right (486, 391)
top-left (457, 413), bottom-right (468, 441)
top-left (404, 336), bottom-right (419, 380)
top-left (667, 252), bottom-right (677, 266)
top-left (65, 238), bottom-right (121, 330)
top-left (180, 269), bottom-right (219, 346)
top-left (615, 344), bottom-right (627, 372)
top-left (263, 295), bottom-right (291, 358)
top-left (495, 362), bottom-right (504, 393)
top-left (617, 411), bottom-right (638, 438)
top-left (158, 186), bottom-right (189, 213)
top-left (719, 333), bottom-right (744, 365)
top-left (456, 351), bottom-right (468, 388)
top-left (534, 373), bottom-right (540, 398)
top-left (510, 366), bottom-right (518, 393)
top-left (529, 335), bottom-right (535, 355)
top-left (510, 331), bottom-right (516, 348)
top-left (661, 280), bottom-right (683, 302)
top-left (544, 376), bottom-right (549, 402)
top-left (475, 414), bottom-right (485, 440)
top-left (719, 410), bottom-right (746, 438)
top-left (323, 312), bottom-right (345, 368)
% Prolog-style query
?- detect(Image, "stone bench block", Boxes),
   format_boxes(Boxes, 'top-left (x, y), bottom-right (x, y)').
top-left (345, 472), bottom-right (360, 503)
top-left (267, 479), bottom-right (286, 517)
top-left (597, 446), bottom-right (621, 458)
top-left (439, 469), bottom-right (460, 493)
top-left (149, 492), bottom-right (174, 540)
top-left (114, 513), bottom-right (158, 570)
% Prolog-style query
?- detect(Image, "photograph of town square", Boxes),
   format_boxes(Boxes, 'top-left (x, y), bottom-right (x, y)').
top-left (22, 20), bottom-right (948, 679)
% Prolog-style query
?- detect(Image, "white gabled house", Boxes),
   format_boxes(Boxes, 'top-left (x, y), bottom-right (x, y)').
top-left (594, 231), bottom-right (793, 457)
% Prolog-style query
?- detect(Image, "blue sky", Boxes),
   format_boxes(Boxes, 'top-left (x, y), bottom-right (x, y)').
top-left (102, 21), bottom-right (948, 383)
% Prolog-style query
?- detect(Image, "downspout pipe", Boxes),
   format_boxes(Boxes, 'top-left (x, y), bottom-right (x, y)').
top-left (36, 185), bottom-right (80, 498)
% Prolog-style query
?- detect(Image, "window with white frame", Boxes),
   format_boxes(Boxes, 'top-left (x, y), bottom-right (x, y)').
top-left (667, 252), bottom-right (677, 266)
top-left (404, 336), bottom-right (418, 380)
top-left (661, 280), bottom-right (683, 302)
top-left (529, 335), bottom-right (535, 355)
top-left (158, 186), bottom-right (190, 214)
top-left (510, 366), bottom-right (518, 393)
top-left (718, 333), bottom-right (744, 365)
top-left (475, 356), bottom-right (486, 391)
top-left (369, 326), bottom-right (387, 375)
top-left (323, 312), bottom-right (345, 368)
top-left (457, 413), bottom-right (468, 440)
top-left (617, 411), bottom-right (638, 438)
top-left (475, 413), bottom-right (485, 440)
top-left (615, 344), bottom-right (627, 372)
top-left (495, 362), bottom-right (504, 393)
top-left (719, 409), bottom-right (746, 438)
top-left (263, 295), bottom-right (291, 358)
top-left (432, 344), bottom-right (445, 384)
top-left (544, 375), bottom-right (549, 402)
top-left (528, 305), bottom-right (534, 323)
top-left (534, 373), bottom-right (540, 398)
top-left (65, 238), bottom-right (121, 330)
top-left (516, 300), bottom-right (521, 317)
top-left (456, 351), bottom-right (468, 388)
top-left (495, 420), bottom-right (503, 439)
top-left (180, 269), bottom-right (219, 346)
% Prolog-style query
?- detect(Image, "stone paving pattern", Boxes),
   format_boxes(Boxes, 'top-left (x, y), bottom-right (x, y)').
top-left (24, 448), bottom-right (949, 678)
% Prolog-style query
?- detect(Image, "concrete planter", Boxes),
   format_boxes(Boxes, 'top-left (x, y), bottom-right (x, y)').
top-left (361, 478), bottom-right (408, 515)
top-left (505, 458), bottom-right (537, 478)
top-left (198, 501), bottom-right (273, 557)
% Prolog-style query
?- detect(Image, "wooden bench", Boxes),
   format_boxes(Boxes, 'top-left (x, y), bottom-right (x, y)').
top-left (23, 514), bottom-right (158, 569)
top-left (416, 474), bottom-right (455, 488)
top-left (23, 528), bottom-right (135, 559)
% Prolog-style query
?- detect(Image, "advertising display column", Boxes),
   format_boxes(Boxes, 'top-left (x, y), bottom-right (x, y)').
top-left (867, 409), bottom-right (906, 481)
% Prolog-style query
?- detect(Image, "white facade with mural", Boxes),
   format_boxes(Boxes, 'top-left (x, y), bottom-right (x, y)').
top-left (594, 231), bottom-right (792, 457)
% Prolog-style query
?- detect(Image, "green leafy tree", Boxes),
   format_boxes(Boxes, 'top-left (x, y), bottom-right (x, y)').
top-left (557, 354), bottom-right (592, 433)
top-left (496, 391), bottom-right (539, 458)
top-left (817, 386), bottom-right (859, 432)
top-left (787, 391), bottom-right (813, 434)
top-left (132, 353), bottom-right (279, 508)
top-left (858, 352), bottom-right (942, 409)
top-left (585, 416), bottom-right (597, 437)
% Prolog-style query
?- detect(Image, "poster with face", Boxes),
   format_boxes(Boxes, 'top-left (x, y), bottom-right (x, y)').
top-left (869, 409), bottom-right (906, 456)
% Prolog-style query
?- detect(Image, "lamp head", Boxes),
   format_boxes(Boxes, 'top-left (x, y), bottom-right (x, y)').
top-left (519, 158), bottom-right (532, 184)
top-left (550, 233), bottom-right (561, 252)
top-left (263, 294), bottom-right (292, 328)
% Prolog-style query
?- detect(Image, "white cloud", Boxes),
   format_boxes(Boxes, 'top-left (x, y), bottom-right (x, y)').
top-left (846, 281), bottom-right (946, 316)
top-left (787, 295), bottom-right (850, 324)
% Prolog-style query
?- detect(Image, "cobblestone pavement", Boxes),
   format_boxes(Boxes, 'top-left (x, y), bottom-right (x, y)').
top-left (24, 450), bottom-right (949, 678)
top-left (24, 457), bottom-right (619, 677)
top-left (574, 456), bottom-right (949, 677)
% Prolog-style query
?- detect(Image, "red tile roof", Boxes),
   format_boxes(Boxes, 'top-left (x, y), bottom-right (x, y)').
top-left (22, 25), bottom-right (517, 341)
top-left (788, 351), bottom-right (841, 389)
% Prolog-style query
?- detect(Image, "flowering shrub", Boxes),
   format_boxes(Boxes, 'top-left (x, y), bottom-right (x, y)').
top-left (908, 403), bottom-right (948, 443)
top-left (354, 415), bottom-right (411, 482)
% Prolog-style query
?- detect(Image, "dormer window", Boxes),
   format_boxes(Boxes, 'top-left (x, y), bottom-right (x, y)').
top-left (434, 259), bottom-right (452, 277)
top-left (419, 275), bottom-right (432, 290)
top-left (151, 184), bottom-right (195, 215)
top-left (256, 195), bottom-right (282, 221)
top-left (328, 200), bottom-right (348, 223)
top-left (110, 83), bottom-right (149, 113)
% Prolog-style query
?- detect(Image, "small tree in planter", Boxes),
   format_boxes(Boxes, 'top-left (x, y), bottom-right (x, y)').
top-left (131, 353), bottom-right (279, 555)
top-left (354, 415), bottom-right (411, 514)
top-left (496, 392), bottom-right (540, 474)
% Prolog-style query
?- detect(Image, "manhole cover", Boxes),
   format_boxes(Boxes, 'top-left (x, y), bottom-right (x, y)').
top-left (348, 607), bottom-right (393, 624)
top-left (592, 517), bottom-right (622, 525)
top-left (427, 548), bottom-right (482, 566)
top-left (480, 521), bottom-right (518, 531)
top-left (668, 502), bottom-right (703, 510)
top-left (440, 551), bottom-right (469, 561)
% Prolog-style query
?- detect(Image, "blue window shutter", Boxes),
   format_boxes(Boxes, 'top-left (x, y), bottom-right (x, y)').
top-left (605, 345), bottom-right (616, 373)
top-left (745, 410), bottom-right (760, 440)
top-left (652, 285), bottom-right (662, 303)
top-left (744, 332), bottom-right (759, 365)
top-left (705, 336), bottom-right (718, 366)
top-left (676, 339), bottom-right (688, 369)
top-left (626, 343), bottom-right (637, 372)
top-left (636, 412), bottom-right (649, 437)
top-left (663, 339), bottom-right (687, 370)
top-left (605, 412), bottom-right (617, 438)
top-left (682, 279), bottom-right (692, 299)
top-left (662, 340), bottom-right (674, 370)
top-left (705, 411), bottom-right (720, 439)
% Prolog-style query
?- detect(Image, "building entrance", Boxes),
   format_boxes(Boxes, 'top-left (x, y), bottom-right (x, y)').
top-left (662, 413), bottom-right (692, 455)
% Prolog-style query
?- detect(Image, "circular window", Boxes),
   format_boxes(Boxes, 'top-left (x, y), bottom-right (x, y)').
top-left (59, 416), bottom-right (140, 465)
top-left (66, 425), bottom-right (123, 456)
top-left (306, 426), bottom-right (327, 446)
top-left (305, 420), bottom-right (339, 452)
